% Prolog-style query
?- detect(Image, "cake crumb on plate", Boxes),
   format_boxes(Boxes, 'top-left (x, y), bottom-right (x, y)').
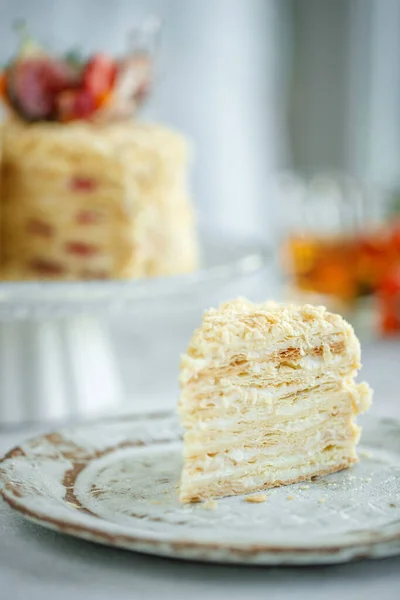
top-left (359, 450), bottom-right (372, 458)
top-left (202, 500), bottom-right (218, 510)
top-left (245, 494), bottom-right (267, 503)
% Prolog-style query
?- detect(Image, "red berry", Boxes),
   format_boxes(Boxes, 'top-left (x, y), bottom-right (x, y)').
top-left (57, 88), bottom-right (96, 121)
top-left (73, 88), bottom-right (96, 118)
top-left (10, 57), bottom-right (74, 120)
top-left (30, 258), bottom-right (66, 276)
top-left (66, 241), bottom-right (99, 256)
top-left (83, 54), bottom-right (117, 99)
top-left (69, 177), bottom-right (97, 193)
top-left (56, 89), bottom-right (75, 120)
top-left (26, 218), bottom-right (54, 237)
top-left (76, 209), bottom-right (102, 224)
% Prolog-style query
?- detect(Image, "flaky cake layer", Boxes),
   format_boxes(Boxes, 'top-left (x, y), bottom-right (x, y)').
top-left (1, 119), bottom-right (199, 281)
top-left (180, 301), bottom-right (360, 382)
top-left (179, 300), bottom-right (372, 503)
top-left (180, 450), bottom-right (356, 503)
top-left (183, 389), bottom-right (367, 455)
top-left (182, 381), bottom-right (371, 432)
top-left (181, 416), bottom-right (359, 479)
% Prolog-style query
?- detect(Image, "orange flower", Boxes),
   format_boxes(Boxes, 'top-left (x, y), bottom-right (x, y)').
top-left (0, 71), bottom-right (8, 98)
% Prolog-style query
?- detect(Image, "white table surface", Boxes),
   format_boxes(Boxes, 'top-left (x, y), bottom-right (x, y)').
top-left (1, 336), bottom-right (400, 600)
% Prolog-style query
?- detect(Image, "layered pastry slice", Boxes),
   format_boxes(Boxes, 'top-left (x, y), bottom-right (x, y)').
top-left (178, 299), bottom-right (372, 503)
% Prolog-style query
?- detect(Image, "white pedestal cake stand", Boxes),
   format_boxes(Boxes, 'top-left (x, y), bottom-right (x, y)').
top-left (0, 238), bottom-right (269, 426)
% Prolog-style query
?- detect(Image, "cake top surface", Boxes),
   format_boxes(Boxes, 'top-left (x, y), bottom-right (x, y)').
top-left (183, 298), bottom-right (356, 362)
top-left (1, 117), bottom-right (189, 167)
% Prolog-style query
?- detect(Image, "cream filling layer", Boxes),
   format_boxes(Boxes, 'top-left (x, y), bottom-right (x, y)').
top-left (181, 358), bottom-right (360, 406)
top-left (181, 441), bottom-right (358, 488)
top-left (184, 406), bottom-right (355, 454)
top-left (180, 331), bottom-right (358, 383)
top-left (184, 376), bottom-right (342, 407)
top-left (180, 381), bottom-right (371, 428)
top-left (180, 447), bottom-right (356, 501)
top-left (183, 421), bottom-right (359, 478)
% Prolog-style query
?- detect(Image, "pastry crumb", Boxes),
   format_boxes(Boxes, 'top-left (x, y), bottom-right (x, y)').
top-left (318, 498), bottom-right (326, 503)
top-left (287, 495), bottom-right (294, 501)
top-left (202, 499), bottom-right (218, 510)
top-left (389, 503), bottom-right (396, 508)
top-left (359, 450), bottom-right (371, 459)
top-left (299, 485), bottom-right (310, 490)
top-left (151, 500), bottom-right (162, 505)
top-left (245, 494), bottom-right (267, 503)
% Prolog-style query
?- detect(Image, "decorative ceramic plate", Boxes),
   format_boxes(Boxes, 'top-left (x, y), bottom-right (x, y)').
top-left (1, 412), bottom-right (400, 565)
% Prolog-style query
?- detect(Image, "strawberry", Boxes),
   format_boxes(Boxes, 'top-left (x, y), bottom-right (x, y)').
top-left (69, 178), bottom-right (97, 193)
top-left (65, 241), bottom-right (99, 256)
top-left (7, 57), bottom-right (75, 120)
top-left (73, 88), bottom-right (97, 117)
top-left (30, 258), bottom-right (66, 276)
top-left (5, 21), bottom-right (75, 120)
top-left (2, 21), bottom-right (154, 123)
top-left (0, 72), bottom-right (7, 98)
top-left (26, 218), bottom-right (54, 237)
top-left (76, 209), bottom-right (102, 223)
top-left (82, 53), bottom-right (117, 100)
top-left (57, 88), bottom-right (96, 121)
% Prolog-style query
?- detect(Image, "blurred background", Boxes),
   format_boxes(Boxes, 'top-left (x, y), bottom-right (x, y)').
top-left (0, 0), bottom-right (399, 421)
top-left (2, 0), bottom-right (400, 234)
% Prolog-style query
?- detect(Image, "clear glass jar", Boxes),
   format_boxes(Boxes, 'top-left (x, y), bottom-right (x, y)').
top-left (274, 171), bottom-right (400, 337)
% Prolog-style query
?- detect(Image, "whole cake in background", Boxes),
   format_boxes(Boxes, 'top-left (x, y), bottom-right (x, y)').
top-left (178, 298), bottom-right (372, 503)
top-left (0, 22), bottom-right (198, 280)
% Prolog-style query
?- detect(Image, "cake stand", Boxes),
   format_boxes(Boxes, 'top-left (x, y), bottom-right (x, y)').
top-left (0, 237), bottom-right (270, 426)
